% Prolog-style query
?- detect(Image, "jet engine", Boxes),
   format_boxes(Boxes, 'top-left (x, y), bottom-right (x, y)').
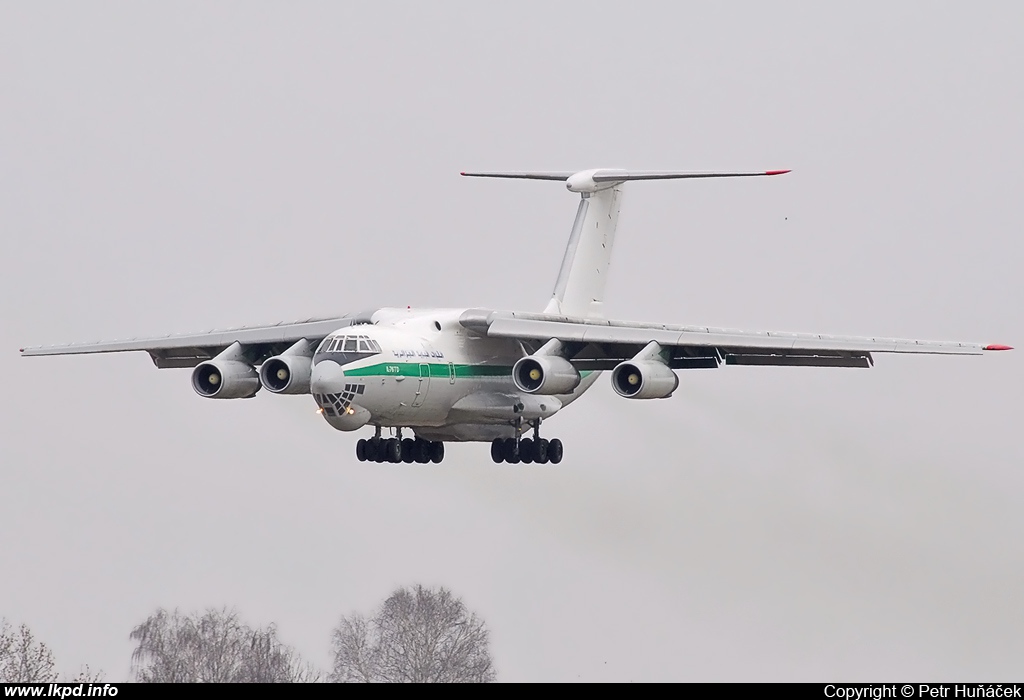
top-left (259, 355), bottom-right (312, 394)
top-left (610, 360), bottom-right (678, 399)
top-left (513, 355), bottom-right (581, 395)
top-left (192, 360), bottom-right (260, 399)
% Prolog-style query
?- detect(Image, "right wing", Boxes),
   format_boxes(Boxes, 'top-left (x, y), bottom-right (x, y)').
top-left (20, 311), bottom-right (376, 368)
top-left (459, 309), bottom-right (1011, 370)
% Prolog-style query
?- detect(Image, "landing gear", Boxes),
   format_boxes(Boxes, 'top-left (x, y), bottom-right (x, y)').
top-left (429, 441), bottom-right (444, 464)
top-left (502, 437), bottom-right (520, 464)
top-left (401, 438), bottom-right (416, 463)
top-left (356, 428), bottom-right (445, 464)
top-left (547, 438), bottom-right (563, 464)
top-left (385, 438), bottom-right (402, 463)
top-left (490, 420), bottom-right (563, 464)
top-left (520, 437), bottom-right (534, 464)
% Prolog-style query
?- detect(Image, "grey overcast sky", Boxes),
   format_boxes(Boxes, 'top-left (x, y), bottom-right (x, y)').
top-left (2, 2), bottom-right (1022, 682)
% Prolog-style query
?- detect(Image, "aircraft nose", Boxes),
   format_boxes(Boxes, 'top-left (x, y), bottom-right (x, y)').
top-left (310, 360), bottom-right (347, 394)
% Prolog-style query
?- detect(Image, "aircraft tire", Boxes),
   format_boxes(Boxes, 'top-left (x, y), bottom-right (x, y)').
top-left (520, 438), bottom-right (535, 464)
top-left (415, 439), bottom-right (431, 464)
top-left (535, 439), bottom-right (549, 464)
top-left (491, 439), bottom-right (505, 463)
top-left (386, 438), bottom-right (401, 463)
top-left (503, 438), bottom-right (520, 464)
top-left (356, 439), bottom-right (367, 462)
top-left (364, 438), bottom-right (378, 462)
top-left (429, 441), bottom-right (444, 464)
top-left (401, 438), bottom-right (416, 463)
top-left (548, 439), bottom-right (563, 464)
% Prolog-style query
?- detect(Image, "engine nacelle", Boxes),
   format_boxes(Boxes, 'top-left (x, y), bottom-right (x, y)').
top-left (513, 355), bottom-right (581, 395)
top-left (611, 360), bottom-right (678, 399)
top-left (191, 360), bottom-right (261, 399)
top-left (259, 355), bottom-right (313, 394)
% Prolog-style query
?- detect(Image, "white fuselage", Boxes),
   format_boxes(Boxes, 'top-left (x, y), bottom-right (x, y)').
top-left (308, 308), bottom-right (597, 442)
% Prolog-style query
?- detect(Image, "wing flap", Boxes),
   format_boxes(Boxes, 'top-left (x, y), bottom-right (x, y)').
top-left (724, 354), bottom-right (872, 368)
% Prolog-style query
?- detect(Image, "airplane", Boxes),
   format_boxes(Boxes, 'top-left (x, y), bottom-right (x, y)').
top-left (20, 168), bottom-right (1013, 466)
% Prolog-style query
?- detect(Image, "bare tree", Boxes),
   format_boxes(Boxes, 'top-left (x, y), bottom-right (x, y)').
top-left (0, 619), bottom-right (59, 682)
top-left (0, 619), bottom-right (105, 682)
top-left (129, 608), bottom-right (320, 683)
top-left (67, 665), bottom-right (105, 682)
top-left (330, 585), bottom-right (496, 683)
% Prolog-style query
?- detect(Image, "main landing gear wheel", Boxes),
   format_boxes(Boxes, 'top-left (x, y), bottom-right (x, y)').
top-left (547, 438), bottom-right (563, 464)
top-left (401, 438), bottom-right (416, 463)
top-left (429, 441), bottom-right (444, 464)
top-left (415, 439), bottom-right (430, 464)
top-left (356, 432), bottom-right (447, 464)
top-left (534, 438), bottom-right (549, 464)
top-left (520, 437), bottom-right (534, 464)
top-left (502, 437), bottom-right (520, 464)
top-left (385, 438), bottom-right (402, 463)
top-left (492, 433), bottom-right (561, 465)
top-left (362, 438), bottom-right (378, 462)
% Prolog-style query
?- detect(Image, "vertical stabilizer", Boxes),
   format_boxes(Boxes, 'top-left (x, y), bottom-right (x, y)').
top-left (544, 186), bottom-right (623, 318)
top-left (460, 167), bottom-right (789, 319)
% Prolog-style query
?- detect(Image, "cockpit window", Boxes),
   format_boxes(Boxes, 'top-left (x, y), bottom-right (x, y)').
top-left (315, 333), bottom-right (381, 359)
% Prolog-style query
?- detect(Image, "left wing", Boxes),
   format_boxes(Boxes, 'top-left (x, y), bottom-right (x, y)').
top-left (459, 309), bottom-right (1012, 369)
top-left (20, 312), bottom-right (375, 368)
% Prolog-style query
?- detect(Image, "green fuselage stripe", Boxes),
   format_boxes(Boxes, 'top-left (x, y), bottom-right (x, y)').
top-left (342, 362), bottom-right (513, 378)
top-left (340, 363), bottom-right (595, 381)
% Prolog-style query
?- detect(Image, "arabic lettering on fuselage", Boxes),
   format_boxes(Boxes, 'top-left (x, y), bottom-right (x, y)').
top-left (391, 348), bottom-right (445, 359)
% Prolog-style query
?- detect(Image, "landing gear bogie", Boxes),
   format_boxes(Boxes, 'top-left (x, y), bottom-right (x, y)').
top-left (490, 421), bottom-right (564, 465)
top-left (356, 431), bottom-right (445, 464)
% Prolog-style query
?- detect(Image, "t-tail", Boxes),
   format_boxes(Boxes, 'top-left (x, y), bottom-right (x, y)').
top-left (461, 168), bottom-right (790, 319)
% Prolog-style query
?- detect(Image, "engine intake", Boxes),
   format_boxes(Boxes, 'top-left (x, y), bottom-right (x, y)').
top-left (513, 355), bottom-right (581, 395)
top-left (259, 355), bottom-right (312, 394)
top-left (611, 360), bottom-right (678, 399)
top-left (192, 360), bottom-right (261, 399)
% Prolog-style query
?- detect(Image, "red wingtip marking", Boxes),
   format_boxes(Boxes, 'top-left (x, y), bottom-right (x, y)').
top-left (984, 344), bottom-right (1013, 351)
top-left (765, 169), bottom-right (791, 176)
top-left (19, 348), bottom-right (24, 353)
top-left (460, 172), bottom-right (467, 176)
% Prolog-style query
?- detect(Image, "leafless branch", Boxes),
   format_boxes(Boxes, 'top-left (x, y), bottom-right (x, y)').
top-left (329, 585), bottom-right (496, 683)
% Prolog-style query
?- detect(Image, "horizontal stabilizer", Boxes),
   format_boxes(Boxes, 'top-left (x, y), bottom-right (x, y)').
top-left (590, 169), bottom-right (790, 181)
top-left (460, 169), bottom-right (789, 181)
top-left (460, 171), bottom-right (573, 181)
top-left (462, 168), bottom-right (790, 194)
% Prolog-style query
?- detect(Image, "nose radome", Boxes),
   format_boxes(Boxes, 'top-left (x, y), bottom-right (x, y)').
top-left (310, 360), bottom-right (347, 394)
